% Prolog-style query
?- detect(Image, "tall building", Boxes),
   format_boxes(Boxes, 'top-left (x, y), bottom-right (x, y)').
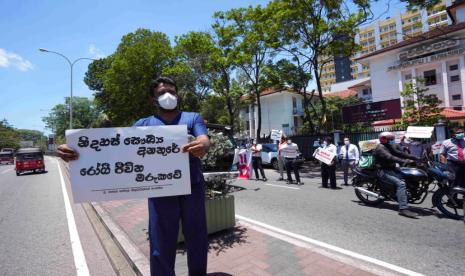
top-left (321, 0), bottom-right (451, 92)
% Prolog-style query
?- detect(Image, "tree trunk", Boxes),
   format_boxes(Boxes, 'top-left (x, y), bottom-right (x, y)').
top-left (313, 66), bottom-right (327, 132)
top-left (255, 89), bottom-right (262, 139)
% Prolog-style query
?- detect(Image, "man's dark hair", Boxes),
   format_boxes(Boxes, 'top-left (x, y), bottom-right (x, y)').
top-left (325, 136), bottom-right (333, 144)
top-left (148, 77), bottom-right (178, 96)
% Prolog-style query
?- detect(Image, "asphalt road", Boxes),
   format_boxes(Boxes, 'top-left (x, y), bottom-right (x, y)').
top-left (231, 168), bottom-right (465, 276)
top-left (0, 156), bottom-right (115, 276)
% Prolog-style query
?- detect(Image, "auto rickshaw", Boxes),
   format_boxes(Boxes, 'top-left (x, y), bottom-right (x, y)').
top-left (0, 152), bottom-right (14, 165)
top-left (15, 148), bottom-right (45, 176)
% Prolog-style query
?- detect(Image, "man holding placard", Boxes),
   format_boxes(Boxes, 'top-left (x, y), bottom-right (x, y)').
top-left (58, 77), bottom-right (211, 276)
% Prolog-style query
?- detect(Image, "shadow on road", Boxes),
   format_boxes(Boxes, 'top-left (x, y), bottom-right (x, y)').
top-left (17, 171), bottom-right (48, 176)
top-left (351, 199), bottom-right (452, 219)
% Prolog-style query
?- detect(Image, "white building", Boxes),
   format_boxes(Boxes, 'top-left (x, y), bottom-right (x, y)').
top-left (238, 88), bottom-right (305, 139)
top-left (355, 1), bottom-right (465, 112)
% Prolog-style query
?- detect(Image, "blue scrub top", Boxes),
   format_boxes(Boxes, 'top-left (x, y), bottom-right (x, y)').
top-left (133, 111), bottom-right (208, 186)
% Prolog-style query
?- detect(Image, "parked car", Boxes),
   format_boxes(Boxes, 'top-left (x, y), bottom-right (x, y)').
top-left (15, 148), bottom-right (45, 176)
top-left (261, 143), bottom-right (279, 169)
top-left (0, 152), bottom-right (14, 165)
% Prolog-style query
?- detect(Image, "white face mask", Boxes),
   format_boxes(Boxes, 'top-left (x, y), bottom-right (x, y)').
top-left (344, 140), bottom-right (350, 145)
top-left (287, 140), bottom-right (292, 144)
top-left (158, 93), bottom-right (178, 110)
top-left (323, 141), bottom-right (327, 146)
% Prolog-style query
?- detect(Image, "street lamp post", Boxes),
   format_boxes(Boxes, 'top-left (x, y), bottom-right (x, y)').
top-left (39, 48), bottom-right (95, 129)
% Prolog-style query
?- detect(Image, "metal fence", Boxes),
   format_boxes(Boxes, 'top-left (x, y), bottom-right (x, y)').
top-left (290, 126), bottom-right (408, 159)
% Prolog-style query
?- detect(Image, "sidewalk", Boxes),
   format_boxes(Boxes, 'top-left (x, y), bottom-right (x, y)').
top-left (96, 198), bottom-right (400, 276)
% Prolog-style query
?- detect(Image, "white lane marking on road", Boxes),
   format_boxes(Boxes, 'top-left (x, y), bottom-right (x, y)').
top-left (265, 183), bottom-right (300, 190)
top-left (236, 214), bottom-right (425, 276)
top-left (1, 168), bottom-right (13, 174)
top-left (56, 159), bottom-right (90, 276)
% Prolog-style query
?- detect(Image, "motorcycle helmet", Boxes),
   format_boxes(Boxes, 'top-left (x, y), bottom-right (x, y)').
top-left (379, 131), bottom-right (395, 144)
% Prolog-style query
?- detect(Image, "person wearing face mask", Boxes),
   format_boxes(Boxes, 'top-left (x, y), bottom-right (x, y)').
top-left (57, 77), bottom-right (211, 276)
top-left (374, 132), bottom-right (420, 218)
top-left (281, 138), bottom-right (303, 184)
top-left (320, 136), bottom-right (338, 189)
top-left (440, 127), bottom-right (465, 188)
top-left (339, 137), bottom-right (360, 186)
top-left (251, 140), bottom-right (267, 181)
top-left (277, 136), bottom-right (287, 181)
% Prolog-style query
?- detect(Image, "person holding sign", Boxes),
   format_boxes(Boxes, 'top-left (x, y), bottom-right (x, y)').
top-left (251, 140), bottom-right (267, 181)
top-left (281, 139), bottom-right (302, 185)
top-left (58, 77), bottom-right (211, 276)
top-left (440, 127), bottom-right (465, 188)
top-left (321, 137), bottom-right (338, 189)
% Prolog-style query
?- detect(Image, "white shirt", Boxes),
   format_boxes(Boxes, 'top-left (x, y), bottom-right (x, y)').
top-left (251, 144), bottom-right (262, 157)
top-left (323, 143), bottom-right (337, 154)
top-left (339, 143), bottom-right (360, 161)
top-left (281, 143), bottom-right (299, 158)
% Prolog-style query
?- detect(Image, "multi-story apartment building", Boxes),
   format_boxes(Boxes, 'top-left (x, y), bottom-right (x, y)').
top-left (321, 0), bottom-right (451, 92)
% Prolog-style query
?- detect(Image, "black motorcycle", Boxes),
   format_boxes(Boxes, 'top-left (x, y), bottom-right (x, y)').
top-left (352, 161), bottom-right (465, 220)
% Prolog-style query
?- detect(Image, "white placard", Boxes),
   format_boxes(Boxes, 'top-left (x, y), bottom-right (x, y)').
top-left (270, 129), bottom-right (282, 141)
top-left (66, 126), bottom-right (191, 203)
top-left (405, 126), bottom-right (434, 139)
top-left (313, 148), bottom-right (336, 165)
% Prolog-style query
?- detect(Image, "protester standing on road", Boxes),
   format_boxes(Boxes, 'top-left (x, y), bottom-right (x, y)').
top-left (277, 136), bottom-right (287, 181)
top-left (321, 136), bottom-right (338, 189)
top-left (339, 137), bottom-right (359, 186)
top-left (251, 140), bottom-right (267, 181)
top-left (440, 127), bottom-right (465, 187)
top-left (57, 77), bottom-right (210, 276)
top-left (281, 138), bottom-right (302, 185)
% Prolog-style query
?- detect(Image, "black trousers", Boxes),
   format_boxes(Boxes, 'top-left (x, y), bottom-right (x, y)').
top-left (447, 161), bottom-right (465, 187)
top-left (285, 158), bottom-right (300, 183)
top-left (252, 156), bottom-right (266, 179)
top-left (321, 163), bottom-right (337, 188)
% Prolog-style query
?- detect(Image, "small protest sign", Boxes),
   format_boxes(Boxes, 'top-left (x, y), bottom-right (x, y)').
top-left (66, 125), bottom-right (190, 203)
top-left (405, 126), bottom-right (434, 139)
top-left (233, 148), bottom-right (253, 179)
top-left (313, 148), bottom-right (336, 165)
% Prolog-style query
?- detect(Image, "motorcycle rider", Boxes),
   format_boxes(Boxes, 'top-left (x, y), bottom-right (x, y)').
top-left (374, 132), bottom-right (420, 218)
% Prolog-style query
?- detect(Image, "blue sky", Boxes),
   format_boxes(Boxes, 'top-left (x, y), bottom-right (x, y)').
top-left (0, 0), bottom-right (406, 134)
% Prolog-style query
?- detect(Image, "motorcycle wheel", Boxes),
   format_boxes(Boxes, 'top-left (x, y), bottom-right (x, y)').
top-left (354, 179), bottom-right (385, 206)
top-left (432, 188), bottom-right (464, 220)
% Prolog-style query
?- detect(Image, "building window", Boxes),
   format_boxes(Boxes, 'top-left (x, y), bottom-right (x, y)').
top-left (454, 106), bottom-right (463, 111)
top-left (292, 97), bottom-right (297, 109)
top-left (405, 74), bottom-right (412, 81)
top-left (362, 88), bottom-right (371, 95)
top-left (423, 70), bottom-right (437, 86)
top-left (452, 94), bottom-right (461, 100)
top-left (451, 75), bottom-right (460, 82)
top-left (245, 106), bottom-right (249, 113)
top-left (450, 64), bottom-right (459, 71)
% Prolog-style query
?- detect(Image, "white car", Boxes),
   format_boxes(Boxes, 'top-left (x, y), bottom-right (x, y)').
top-left (260, 143), bottom-right (279, 169)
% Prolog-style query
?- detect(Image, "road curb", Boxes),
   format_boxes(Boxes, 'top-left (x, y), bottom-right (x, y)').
top-left (90, 202), bottom-right (150, 276)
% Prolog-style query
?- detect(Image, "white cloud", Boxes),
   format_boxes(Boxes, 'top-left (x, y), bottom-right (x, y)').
top-left (88, 44), bottom-right (105, 59)
top-left (0, 48), bottom-right (34, 71)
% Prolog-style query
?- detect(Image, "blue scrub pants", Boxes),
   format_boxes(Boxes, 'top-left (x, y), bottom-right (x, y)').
top-left (148, 183), bottom-right (208, 276)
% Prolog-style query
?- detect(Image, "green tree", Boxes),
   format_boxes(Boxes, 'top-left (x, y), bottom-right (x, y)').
top-left (0, 119), bottom-right (20, 149)
top-left (16, 129), bottom-right (48, 150)
top-left (214, 5), bottom-right (275, 138)
top-left (399, 79), bottom-right (444, 127)
top-left (42, 97), bottom-right (101, 139)
top-left (264, 0), bottom-right (370, 133)
top-left (85, 29), bottom-right (173, 126)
